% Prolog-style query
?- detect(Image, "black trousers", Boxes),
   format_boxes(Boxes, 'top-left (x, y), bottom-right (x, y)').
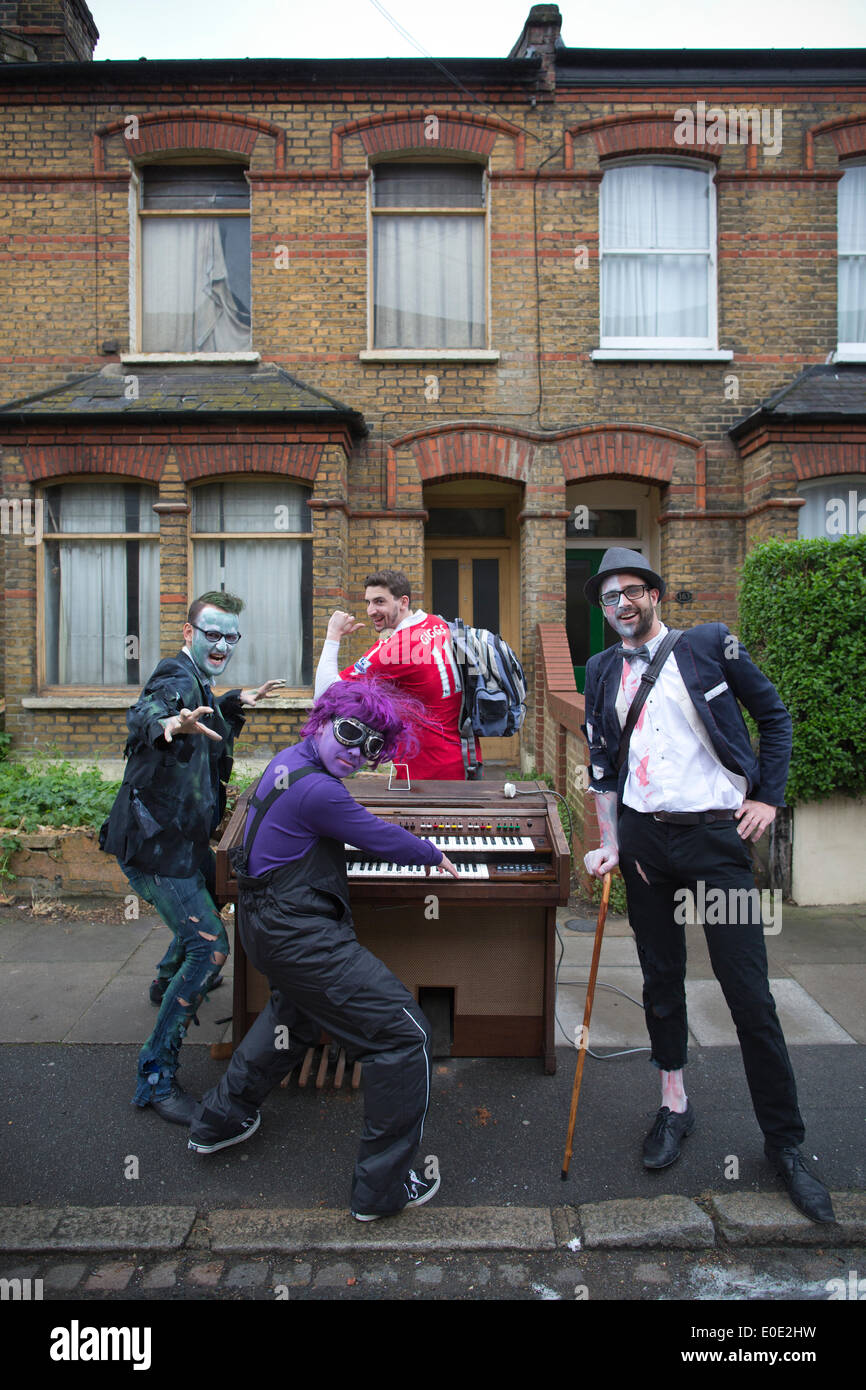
top-left (192, 943), bottom-right (433, 1216)
top-left (617, 806), bottom-right (804, 1149)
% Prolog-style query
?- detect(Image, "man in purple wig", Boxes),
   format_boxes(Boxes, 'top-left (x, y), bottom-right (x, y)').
top-left (188, 678), bottom-right (457, 1221)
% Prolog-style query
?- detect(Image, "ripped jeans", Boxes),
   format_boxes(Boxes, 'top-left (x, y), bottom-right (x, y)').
top-left (122, 856), bottom-right (230, 1105)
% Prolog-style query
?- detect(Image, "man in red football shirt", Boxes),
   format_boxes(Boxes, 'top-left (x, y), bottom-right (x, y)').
top-left (314, 569), bottom-right (479, 780)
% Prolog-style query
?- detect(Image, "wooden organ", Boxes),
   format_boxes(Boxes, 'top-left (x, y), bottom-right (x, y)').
top-left (214, 777), bottom-right (571, 1074)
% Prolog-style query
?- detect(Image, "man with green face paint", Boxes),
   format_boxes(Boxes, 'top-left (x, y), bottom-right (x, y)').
top-left (101, 591), bottom-right (285, 1126)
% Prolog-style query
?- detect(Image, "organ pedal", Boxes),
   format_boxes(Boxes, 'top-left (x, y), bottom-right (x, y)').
top-left (279, 1045), bottom-right (363, 1091)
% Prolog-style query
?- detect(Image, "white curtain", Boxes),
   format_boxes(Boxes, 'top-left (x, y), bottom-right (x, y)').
top-left (602, 166), bottom-right (710, 340)
top-left (192, 480), bottom-right (308, 686)
top-left (58, 543), bottom-right (127, 683)
top-left (839, 167), bottom-right (866, 344)
top-left (142, 218), bottom-right (250, 352)
top-left (374, 216), bottom-right (485, 348)
top-left (48, 484), bottom-right (158, 685)
top-left (797, 479), bottom-right (866, 539)
top-left (194, 540), bottom-right (304, 687)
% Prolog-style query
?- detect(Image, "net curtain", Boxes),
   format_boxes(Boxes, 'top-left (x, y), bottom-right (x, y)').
top-left (52, 485), bottom-right (158, 685)
top-left (602, 166), bottom-right (711, 340)
top-left (192, 482), bottom-right (307, 688)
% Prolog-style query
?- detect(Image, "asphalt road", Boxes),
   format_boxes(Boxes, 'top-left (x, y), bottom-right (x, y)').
top-left (2, 1043), bottom-right (861, 1210)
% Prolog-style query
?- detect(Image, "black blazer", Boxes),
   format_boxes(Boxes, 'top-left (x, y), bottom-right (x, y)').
top-left (582, 623), bottom-right (792, 808)
top-left (100, 653), bottom-right (246, 877)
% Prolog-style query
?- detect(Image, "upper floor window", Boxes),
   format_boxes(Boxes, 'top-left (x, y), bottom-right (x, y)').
top-left (838, 165), bottom-right (866, 350)
top-left (371, 162), bottom-right (486, 349)
top-left (191, 480), bottom-right (312, 688)
top-left (600, 164), bottom-right (715, 349)
top-left (138, 164), bottom-right (251, 353)
top-left (42, 482), bottom-right (159, 685)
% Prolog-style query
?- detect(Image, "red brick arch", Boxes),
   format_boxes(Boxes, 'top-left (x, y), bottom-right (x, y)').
top-left (390, 424), bottom-right (539, 492)
top-left (557, 425), bottom-right (703, 488)
top-left (805, 116), bottom-right (866, 171)
top-left (95, 111), bottom-right (285, 174)
top-left (22, 445), bottom-right (167, 483)
top-left (565, 112), bottom-right (721, 168)
top-left (176, 442), bottom-right (323, 482)
top-left (386, 422), bottom-right (706, 507)
top-left (789, 442), bottom-right (866, 480)
top-left (331, 111), bottom-right (524, 171)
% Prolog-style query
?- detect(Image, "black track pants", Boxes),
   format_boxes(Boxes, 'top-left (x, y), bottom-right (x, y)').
top-left (192, 953), bottom-right (433, 1215)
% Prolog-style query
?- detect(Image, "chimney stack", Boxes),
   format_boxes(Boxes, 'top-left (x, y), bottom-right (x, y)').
top-left (0, 0), bottom-right (98, 63)
top-left (509, 4), bottom-right (562, 93)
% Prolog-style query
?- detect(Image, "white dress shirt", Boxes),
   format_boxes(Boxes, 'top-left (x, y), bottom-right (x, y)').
top-left (616, 624), bottom-right (747, 813)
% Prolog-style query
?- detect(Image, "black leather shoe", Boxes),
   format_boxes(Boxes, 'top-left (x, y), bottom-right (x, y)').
top-left (765, 1144), bottom-right (836, 1224)
top-left (147, 1083), bottom-right (198, 1127)
top-left (642, 1103), bottom-right (696, 1168)
top-left (149, 977), bottom-right (168, 1006)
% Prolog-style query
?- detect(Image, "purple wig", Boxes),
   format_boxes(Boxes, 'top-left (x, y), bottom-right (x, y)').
top-left (301, 677), bottom-right (425, 768)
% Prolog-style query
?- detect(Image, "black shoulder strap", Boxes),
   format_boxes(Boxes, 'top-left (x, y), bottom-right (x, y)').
top-left (242, 764), bottom-right (321, 858)
top-left (615, 630), bottom-right (683, 772)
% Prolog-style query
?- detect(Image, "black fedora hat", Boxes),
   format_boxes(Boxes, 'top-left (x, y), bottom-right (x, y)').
top-left (583, 547), bottom-right (666, 606)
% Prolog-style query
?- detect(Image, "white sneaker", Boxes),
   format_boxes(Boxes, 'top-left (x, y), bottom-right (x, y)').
top-left (352, 1167), bottom-right (441, 1222)
top-left (188, 1110), bottom-right (261, 1154)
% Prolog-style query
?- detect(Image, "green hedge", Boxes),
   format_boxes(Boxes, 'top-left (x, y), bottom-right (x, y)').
top-left (738, 534), bottom-right (866, 805)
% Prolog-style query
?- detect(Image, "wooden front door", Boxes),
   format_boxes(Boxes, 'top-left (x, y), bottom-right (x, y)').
top-left (425, 542), bottom-right (519, 764)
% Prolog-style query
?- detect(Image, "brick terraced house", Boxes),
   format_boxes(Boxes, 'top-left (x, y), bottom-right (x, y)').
top-left (0, 3), bottom-right (864, 825)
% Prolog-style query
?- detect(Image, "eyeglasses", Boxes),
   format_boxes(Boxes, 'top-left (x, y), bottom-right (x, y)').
top-left (191, 624), bottom-right (242, 646)
top-left (599, 584), bottom-right (650, 608)
top-left (331, 717), bottom-right (386, 761)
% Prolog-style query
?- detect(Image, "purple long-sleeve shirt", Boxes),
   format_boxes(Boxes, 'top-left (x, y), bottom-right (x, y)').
top-left (244, 737), bottom-right (443, 876)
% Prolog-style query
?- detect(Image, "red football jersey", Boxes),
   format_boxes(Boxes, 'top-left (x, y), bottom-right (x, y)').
top-left (339, 612), bottom-right (479, 780)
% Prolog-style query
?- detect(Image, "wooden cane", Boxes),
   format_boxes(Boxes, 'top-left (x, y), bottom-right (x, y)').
top-left (561, 871), bottom-right (611, 1180)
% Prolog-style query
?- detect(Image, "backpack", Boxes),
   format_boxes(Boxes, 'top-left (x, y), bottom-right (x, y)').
top-left (447, 619), bottom-right (527, 777)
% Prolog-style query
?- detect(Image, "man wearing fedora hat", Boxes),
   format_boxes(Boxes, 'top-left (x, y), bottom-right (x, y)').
top-left (581, 548), bottom-right (834, 1224)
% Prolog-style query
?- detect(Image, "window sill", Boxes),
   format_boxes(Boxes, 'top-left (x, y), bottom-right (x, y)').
top-left (120, 352), bottom-right (261, 365)
top-left (830, 349), bottom-right (866, 363)
top-left (591, 349), bottom-right (734, 362)
top-left (23, 693), bottom-right (314, 710)
top-left (359, 349), bottom-right (500, 363)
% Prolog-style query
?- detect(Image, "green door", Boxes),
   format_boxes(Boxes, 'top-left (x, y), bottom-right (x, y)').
top-left (566, 549), bottom-right (607, 694)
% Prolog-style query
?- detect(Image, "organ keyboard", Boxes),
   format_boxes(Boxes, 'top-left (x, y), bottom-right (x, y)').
top-left (215, 777), bottom-right (571, 1073)
top-left (347, 860), bottom-right (490, 880)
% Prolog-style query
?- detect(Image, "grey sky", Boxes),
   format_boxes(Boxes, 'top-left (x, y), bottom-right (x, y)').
top-left (86, 0), bottom-right (866, 61)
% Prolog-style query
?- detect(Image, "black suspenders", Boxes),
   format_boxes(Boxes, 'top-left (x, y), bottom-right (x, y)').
top-left (242, 765), bottom-right (321, 859)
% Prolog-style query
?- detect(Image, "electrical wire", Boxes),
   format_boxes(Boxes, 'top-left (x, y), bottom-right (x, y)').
top-left (364, 0), bottom-right (577, 432)
top-left (553, 919), bottom-right (650, 1060)
top-left (505, 780), bottom-right (573, 845)
top-left (366, 0), bottom-right (543, 141)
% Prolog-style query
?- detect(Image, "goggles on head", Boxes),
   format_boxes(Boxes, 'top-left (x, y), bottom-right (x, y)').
top-left (331, 716), bottom-right (386, 761)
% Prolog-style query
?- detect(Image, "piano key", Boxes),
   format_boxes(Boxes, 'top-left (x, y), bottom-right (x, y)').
top-left (423, 835), bottom-right (535, 853)
top-left (347, 862), bottom-right (428, 879)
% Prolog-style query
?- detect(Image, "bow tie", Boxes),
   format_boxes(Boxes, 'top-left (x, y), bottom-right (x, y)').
top-left (617, 644), bottom-right (651, 663)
